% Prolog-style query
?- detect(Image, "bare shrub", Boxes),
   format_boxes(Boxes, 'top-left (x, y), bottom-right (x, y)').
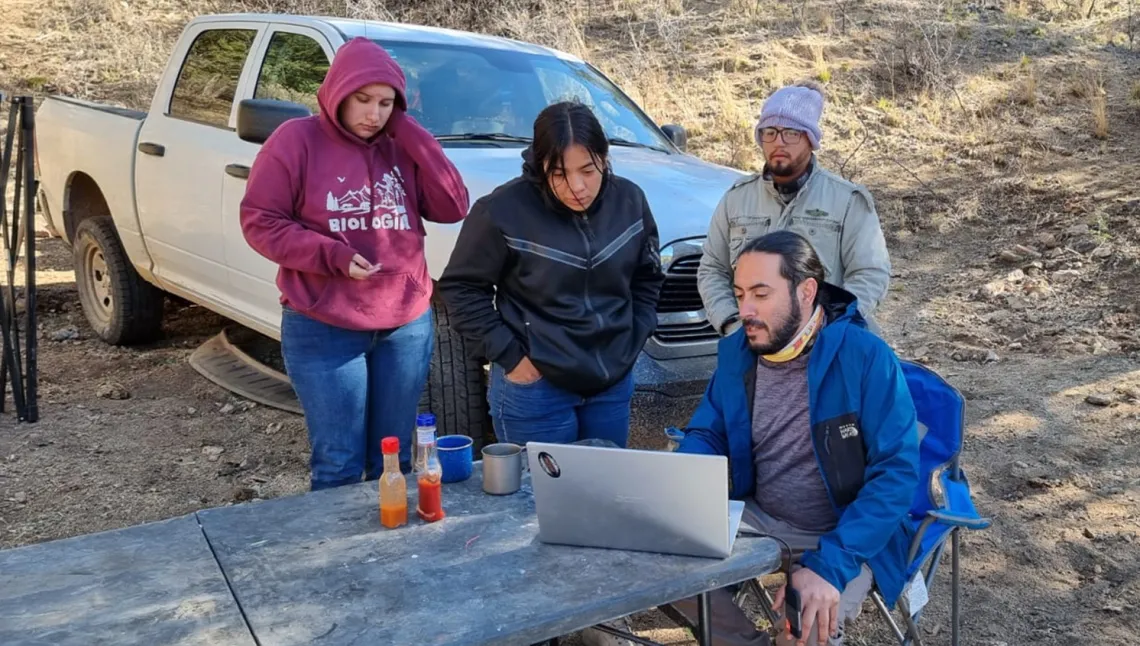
top-left (872, 5), bottom-right (970, 101)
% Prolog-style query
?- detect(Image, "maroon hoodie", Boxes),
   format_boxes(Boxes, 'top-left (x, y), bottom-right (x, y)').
top-left (240, 37), bottom-right (469, 331)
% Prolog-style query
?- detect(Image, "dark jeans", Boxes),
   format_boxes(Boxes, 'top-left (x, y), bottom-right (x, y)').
top-left (487, 364), bottom-right (634, 448)
top-left (281, 305), bottom-right (434, 491)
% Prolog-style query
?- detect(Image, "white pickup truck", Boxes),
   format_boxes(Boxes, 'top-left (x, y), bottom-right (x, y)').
top-left (35, 13), bottom-right (746, 441)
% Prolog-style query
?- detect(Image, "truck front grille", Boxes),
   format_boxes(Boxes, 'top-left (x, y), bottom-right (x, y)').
top-left (655, 320), bottom-right (719, 343)
top-left (656, 255), bottom-right (703, 313)
top-left (654, 254), bottom-right (719, 344)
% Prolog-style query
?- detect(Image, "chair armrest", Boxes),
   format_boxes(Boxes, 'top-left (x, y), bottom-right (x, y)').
top-left (927, 509), bottom-right (992, 531)
top-left (907, 510), bottom-right (993, 562)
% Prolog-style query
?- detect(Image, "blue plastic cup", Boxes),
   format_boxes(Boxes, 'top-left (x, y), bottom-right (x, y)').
top-left (437, 435), bottom-right (474, 483)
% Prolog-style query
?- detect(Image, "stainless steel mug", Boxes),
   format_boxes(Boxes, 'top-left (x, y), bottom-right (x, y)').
top-left (482, 443), bottom-right (524, 495)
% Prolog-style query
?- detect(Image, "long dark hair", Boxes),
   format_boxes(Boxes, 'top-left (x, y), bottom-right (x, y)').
top-left (739, 230), bottom-right (826, 306)
top-left (522, 101), bottom-right (609, 194)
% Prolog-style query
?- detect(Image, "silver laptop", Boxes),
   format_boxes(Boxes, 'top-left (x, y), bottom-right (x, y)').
top-left (526, 442), bottom-right (746, 558)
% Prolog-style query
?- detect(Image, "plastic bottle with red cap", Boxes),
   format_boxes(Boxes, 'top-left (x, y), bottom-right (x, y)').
top-left (379, 436), bottom-right (407, 529)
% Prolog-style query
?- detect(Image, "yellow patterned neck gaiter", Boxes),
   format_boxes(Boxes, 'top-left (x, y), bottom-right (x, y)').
top-left (760, 305), bottom-right (824, 363)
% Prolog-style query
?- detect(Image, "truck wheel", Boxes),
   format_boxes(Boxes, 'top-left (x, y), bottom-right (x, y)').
top-left (419, 295), bottom-right (493, 451)
top-left (73, 216), bottom-right (164, 345)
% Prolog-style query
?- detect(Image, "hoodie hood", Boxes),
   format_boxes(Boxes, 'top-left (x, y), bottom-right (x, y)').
top-left (317, 37), bottom-right (408, 145)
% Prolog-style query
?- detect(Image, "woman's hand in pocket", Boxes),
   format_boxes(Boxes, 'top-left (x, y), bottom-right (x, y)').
top-left (505, 357), bottom-right (542, 385)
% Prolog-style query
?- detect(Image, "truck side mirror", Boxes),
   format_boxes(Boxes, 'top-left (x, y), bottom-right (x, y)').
top-left (660, 124), bottom-right (688, 152)
top-left (237, 99), bottom-right (312, 144)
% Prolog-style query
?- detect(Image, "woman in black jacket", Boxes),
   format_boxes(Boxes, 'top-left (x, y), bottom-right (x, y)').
top-left (438, 101), bottom-right (665, 448)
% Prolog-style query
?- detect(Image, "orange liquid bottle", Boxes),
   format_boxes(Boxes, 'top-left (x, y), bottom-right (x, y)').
top-left (379, 437), bottom-right (407, 529)
top-left (414, 413), bottom-right (446, 523)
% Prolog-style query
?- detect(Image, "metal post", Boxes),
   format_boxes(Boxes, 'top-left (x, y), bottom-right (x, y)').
top-left (952, 528), bottom-right (961, 646)
top-left (0, 97), bottom-right (25, 419)
top-left (697, 591), bottom-right (712, 646)
top-left (0, 283), bottom-right (19, 416)
top-left (19, 97), bottom-right (36, 422)
top-left (0, 98), bottom-right (17, 412)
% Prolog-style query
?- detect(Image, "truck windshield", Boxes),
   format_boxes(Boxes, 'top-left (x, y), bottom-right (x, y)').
top-left (376, 40), bottom-right (674, 152)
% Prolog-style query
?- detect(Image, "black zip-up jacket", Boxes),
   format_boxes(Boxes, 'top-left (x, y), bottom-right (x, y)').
top-left (438, 159), bottom-right (665, 397)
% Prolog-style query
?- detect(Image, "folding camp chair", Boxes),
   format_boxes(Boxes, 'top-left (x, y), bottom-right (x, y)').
top-left (730, 360), bottom-right (991, 646)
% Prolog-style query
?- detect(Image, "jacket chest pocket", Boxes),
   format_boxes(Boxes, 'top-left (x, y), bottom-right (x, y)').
top-left (789, 216), bottom-right (842, 280)
top-left (815, 412), bottom-right (866, 508)
top-left (728, 216), bottom-right (771, 264)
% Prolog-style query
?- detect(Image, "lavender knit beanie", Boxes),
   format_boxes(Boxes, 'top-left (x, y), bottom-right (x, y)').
top-left (754, 82), bottom-right (824, 150)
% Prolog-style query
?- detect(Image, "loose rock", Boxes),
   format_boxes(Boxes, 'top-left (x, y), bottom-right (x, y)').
top-left (979, 280), bottom-right (1006, 300)
top-left (1013, 244), bottom-right (1041, 259)
top-left (999, 249), bottom-right (1024, 264)
top-left (96, 382), bottom-right (130, 400)
top-left (232, 487), bottom-right (257, 503)
top-left (1073, 238), bottom-right (1099, 254)
top-left (1085, 394), bottom-right (1114, 407)
top-left (202, 446), bottom-right (225, 462)
top-left (50, 327), bottom-right (79, 342)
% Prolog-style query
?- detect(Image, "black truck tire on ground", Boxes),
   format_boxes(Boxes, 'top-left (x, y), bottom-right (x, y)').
top-left (418, 295), bottom-right (493, 451)
top-left (73, 216), bottom-right (165, 345)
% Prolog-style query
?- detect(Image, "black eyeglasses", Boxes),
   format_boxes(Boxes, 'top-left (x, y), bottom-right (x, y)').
top-left (758, 128), bottom-right (805, 144)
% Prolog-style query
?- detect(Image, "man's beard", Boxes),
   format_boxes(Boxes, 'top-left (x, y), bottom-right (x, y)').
top-left (767, 150), bottom-right (810, 178)
top-left (744, 298), bottom-right (803, 355)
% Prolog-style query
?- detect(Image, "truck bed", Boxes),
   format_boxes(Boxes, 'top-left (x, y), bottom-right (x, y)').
top-left (35, 95), bottom-right (146, 246)
top-left (46, 95), bottom-right (147, 121)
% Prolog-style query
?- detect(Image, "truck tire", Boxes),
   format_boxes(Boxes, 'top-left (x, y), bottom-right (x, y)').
top-left (419, 295), bottom-right (493, 451)
top-left (73, 216), bottom-right (165, 345)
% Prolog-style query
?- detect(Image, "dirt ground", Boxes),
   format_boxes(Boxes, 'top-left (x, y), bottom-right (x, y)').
top-left (2, 0), bottom-right (1140, 644)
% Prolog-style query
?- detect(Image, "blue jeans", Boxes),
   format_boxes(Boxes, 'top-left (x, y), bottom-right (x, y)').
top-left (487, 365), bottom-right (634, 447)
top-left (281, 306), bottom-right (434, 491)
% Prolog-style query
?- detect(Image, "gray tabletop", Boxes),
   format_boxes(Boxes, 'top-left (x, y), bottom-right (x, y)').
top-left (197, 463), bottom-right (782, 646)
top-left (0, 514), bottom-right (256, 646)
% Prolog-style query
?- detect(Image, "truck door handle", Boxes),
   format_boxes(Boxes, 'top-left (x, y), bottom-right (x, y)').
top-left (225, 164), bottom-right (250, 180)
top-left (138, 142), bottom-right (165, 157)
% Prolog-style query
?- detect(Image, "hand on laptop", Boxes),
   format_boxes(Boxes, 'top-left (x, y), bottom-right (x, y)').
top-left (772, 567), bottom-right (839, 645)
top-left (506, 357), bottom-right (542, 385)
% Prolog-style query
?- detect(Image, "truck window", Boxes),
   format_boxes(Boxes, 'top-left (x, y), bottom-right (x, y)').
top-left (255, 32), bottom-right (329, 115)
top-left (377, 40), bottom-right (671, 150)
top-left (169, 28), bottom-right (257, 128)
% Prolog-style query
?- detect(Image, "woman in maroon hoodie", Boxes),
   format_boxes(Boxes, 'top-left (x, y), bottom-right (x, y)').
top-left (240, 37), bottom-right (469, 491)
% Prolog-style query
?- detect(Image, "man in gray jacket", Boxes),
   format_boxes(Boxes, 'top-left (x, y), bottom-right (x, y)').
top-left (698, 81), bottom-right (891, 337)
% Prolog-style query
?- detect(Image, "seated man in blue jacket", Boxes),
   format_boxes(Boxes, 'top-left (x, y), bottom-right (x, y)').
top-left (668, 230), bottom-right (919, 646)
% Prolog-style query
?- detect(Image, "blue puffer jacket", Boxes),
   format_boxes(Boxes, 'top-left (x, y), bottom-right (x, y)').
top-left (678, 285), bottom-right (919, 606)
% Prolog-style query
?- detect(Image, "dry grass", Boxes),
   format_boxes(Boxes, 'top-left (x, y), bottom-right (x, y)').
top-left (1017, 55), bottom-right (1038, 107)
top-left (0, 0), bottom-right (1135, 189)
top-left (810, 42), bottom-right (831, 83)
top-left (0, 0), bottom-right (196, 105)
top-left (1089, 78), bottom-right (1109, 138)
top-left (712, 73), bottom-right (760, 169)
